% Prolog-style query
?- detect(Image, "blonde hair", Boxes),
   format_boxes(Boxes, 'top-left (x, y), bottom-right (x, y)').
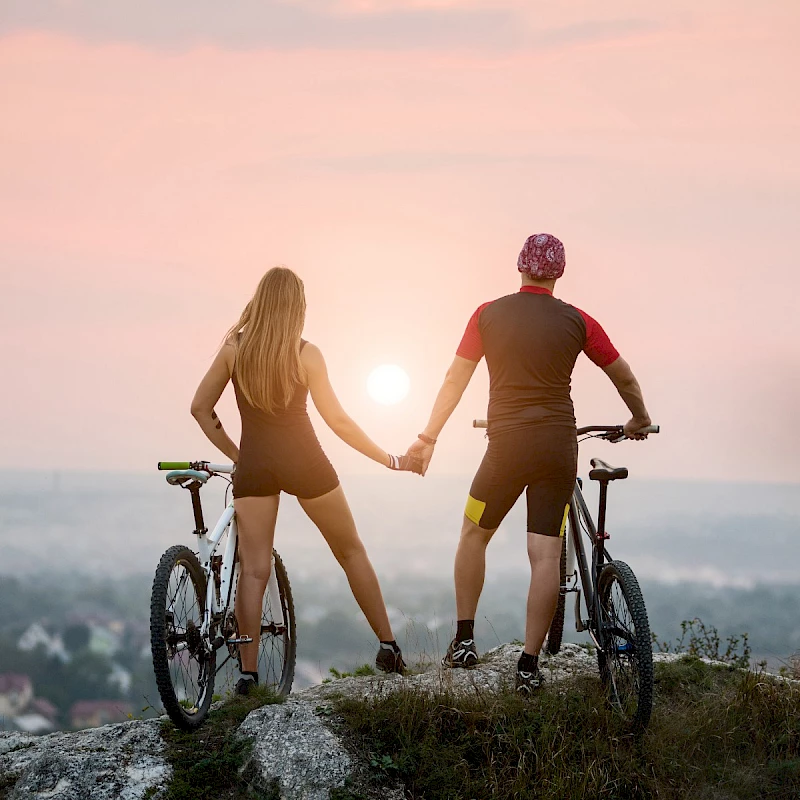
top-left (225, 267), bottom-right (306, 414)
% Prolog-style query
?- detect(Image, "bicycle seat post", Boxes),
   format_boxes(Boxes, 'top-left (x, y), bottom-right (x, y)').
top-left (596, 481), bottom-right (611, 543)
top-left (189, 484), bottom-right (207, 537)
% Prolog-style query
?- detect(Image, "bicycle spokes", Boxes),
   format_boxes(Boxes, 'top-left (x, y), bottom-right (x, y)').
top-left (601, 582), bottom-right (638, 702)
top-left (161, 557), bottom-right (211, 717)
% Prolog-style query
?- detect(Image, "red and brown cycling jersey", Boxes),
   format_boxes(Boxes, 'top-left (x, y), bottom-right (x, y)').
top-left (457, 286), bottom-right (619, 435)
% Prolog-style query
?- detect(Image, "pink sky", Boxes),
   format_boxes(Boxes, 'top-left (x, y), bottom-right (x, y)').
top-left (1, 2), bottom-right (798, 481)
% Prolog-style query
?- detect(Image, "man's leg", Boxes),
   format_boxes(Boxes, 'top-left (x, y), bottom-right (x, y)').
top-left (443, 515), bottom-right (497, 668)
top-left (454, 516), bottom-right (497, 620)
top-left (524, 532), bottom-right (563, 654)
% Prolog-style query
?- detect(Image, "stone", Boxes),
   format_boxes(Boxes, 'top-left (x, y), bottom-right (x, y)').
top-left (236, 699), bottom-right (352, 800)
top-left (0, 717), bottom-right (169, 800)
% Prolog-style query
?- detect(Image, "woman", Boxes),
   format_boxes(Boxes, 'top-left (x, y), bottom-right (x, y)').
top-left (190, 266), bottom-right (417, 694)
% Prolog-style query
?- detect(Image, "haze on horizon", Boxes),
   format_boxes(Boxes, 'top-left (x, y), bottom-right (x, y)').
top-left (1, 1), bottom-right (798, 483)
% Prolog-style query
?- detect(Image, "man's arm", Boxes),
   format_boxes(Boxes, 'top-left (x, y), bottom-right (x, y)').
top-left (407, 356), bottom-right (479, 474)
top-left (602, 357), bottom-right (652, 438)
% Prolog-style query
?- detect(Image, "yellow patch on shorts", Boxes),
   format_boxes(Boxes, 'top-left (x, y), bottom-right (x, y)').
top-left (560, 503), bottom-right (570, 538)
top-left (464, 495), bottom-right (487, 526)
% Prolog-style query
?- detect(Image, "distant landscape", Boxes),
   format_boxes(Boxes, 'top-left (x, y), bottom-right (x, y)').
top-left (0, 470), bottom-right (798, 732)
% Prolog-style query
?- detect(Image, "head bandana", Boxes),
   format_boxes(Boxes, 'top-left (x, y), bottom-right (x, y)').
top-left (517, 233), bottom-right (566, 280)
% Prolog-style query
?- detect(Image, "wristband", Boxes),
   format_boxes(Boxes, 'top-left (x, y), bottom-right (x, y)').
top-left (418, 433), bottom-right (437, 445)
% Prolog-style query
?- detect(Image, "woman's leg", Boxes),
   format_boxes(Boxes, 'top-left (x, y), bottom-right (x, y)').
top-left (299, 485), bottom-right (394, 642)
top-left (234, 494), bottom-right (280, 673)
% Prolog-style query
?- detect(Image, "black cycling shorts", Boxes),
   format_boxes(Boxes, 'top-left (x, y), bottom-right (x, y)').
top-left (233, 427), bottom-right (340, 500)
top-left (465, 425), bottom-right (577, 537)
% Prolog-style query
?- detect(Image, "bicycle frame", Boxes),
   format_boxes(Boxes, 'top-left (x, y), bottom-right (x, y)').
top-left (564, 479), bottom-right (614, 647)
top-left (183, 482), bottom-right (285, 658)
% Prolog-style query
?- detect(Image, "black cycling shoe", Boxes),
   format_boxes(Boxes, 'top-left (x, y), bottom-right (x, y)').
top-left (515, 667), bottom-right (545, 696)
top-left (235, 673), bottom-right (258, 696)
top-left (375, 642), bottom-right (407, 675)
top-left (441, 638), bottom-right (479, 669)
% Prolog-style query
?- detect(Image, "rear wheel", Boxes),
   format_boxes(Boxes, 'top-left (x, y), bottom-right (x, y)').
top-left (150, 545), bottom-right (215, 731)
top-left (545, 533), bottom-right (567, 655)
top-left (256, 550), bottom-right (296, 695)
top-left (596, 560), bottom-right (653, 730)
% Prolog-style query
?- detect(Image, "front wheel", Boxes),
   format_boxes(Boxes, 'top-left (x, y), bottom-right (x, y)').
top-left (596, 560), bottom-right (654, 730)
top-left (150, 545), bottom-right (215, 730)
top-left (256, 550), bottom-right (296, 695)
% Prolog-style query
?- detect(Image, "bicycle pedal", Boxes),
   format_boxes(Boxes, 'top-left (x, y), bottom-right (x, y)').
top-left (226, 636), bottom-right (253, 645)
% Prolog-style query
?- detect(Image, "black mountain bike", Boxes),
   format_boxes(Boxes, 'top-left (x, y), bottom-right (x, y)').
top-left (474, 421), bottom-right (659, 729)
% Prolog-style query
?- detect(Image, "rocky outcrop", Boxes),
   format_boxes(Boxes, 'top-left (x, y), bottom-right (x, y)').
top-left (0, 717), bottom-right (169, 800)
top-left (1, 642), bottom-right (776, 799)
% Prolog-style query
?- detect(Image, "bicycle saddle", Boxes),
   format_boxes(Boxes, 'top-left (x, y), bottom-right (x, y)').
top-left (588, 458), bottom-right (628, 482)
top-left (166, 469), bottom-right (210, 487)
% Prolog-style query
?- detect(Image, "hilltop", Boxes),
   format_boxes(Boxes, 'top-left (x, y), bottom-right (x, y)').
top-left (1, 642), bottom-right (798, 799)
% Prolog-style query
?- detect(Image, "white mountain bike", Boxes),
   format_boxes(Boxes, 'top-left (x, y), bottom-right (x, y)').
top-left (149, 461), bottom-right (296, 731)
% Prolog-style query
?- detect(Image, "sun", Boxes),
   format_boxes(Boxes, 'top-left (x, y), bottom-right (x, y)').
top-left (367, 364), bottom-right (410, 405)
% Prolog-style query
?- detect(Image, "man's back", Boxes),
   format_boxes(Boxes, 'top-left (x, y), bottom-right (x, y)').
top-left (457, 286), bottom-right (619, 435)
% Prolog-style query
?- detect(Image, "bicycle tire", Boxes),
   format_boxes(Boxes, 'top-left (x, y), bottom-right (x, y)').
top-left (150, 545), bottom-right (215, 731)
top-left (545, 533), bottom-right (567, 655)
top-left (257, 550), bottom-right (296, 696)
top-left (596, 559), bottom-right (654, 730)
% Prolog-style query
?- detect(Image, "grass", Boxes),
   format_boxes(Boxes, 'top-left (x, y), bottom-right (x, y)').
top-left (324, 664), bottom-right (377, 683)
top-left (159, 685), bottom-right (283, 800)
top-left (333, 657), bottom-right (800, 800)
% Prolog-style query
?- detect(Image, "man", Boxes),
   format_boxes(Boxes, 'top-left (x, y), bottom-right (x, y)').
top-left (407, 233), bottom-right (652, 693)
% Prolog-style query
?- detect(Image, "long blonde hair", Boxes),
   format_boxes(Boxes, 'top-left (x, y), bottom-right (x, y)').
top-left (225, 267), bottom-right (306, 414)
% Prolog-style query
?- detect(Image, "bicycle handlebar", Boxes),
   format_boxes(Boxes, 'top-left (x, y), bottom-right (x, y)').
top-left (157, 461), bottom-right (235, 474)
top-left (471, 421), bottom-right (660, 439)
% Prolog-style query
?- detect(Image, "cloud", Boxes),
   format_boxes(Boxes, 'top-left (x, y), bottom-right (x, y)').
top-left (0, 0), bottom-right (659, 53)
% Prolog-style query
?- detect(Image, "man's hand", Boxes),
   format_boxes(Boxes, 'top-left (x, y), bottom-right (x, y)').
top-left (623, 417), bottom-right (652, 440)
top-left (405, 438), bottom-right (435, 476)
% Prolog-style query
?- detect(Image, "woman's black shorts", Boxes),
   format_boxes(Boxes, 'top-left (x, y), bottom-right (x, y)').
top-left (233, 426), bottom-right (340, 500)
top-left (465, 424), bottom-right (577, 537)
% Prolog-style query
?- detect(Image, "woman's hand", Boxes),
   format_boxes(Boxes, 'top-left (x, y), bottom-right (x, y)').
top-left (386, 453), bottom-right (424, 475)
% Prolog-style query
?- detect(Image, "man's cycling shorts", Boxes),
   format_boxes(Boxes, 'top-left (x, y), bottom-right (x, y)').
top-left (465, 425), bottom-right (577, 537)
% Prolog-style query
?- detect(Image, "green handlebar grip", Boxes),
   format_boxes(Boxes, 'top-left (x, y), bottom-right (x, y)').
top-left (158, 461), bottom-right (192, 470)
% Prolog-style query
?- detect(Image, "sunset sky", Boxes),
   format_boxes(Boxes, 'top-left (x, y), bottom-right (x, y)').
top-left (1, 1), bottom-right (798, 482)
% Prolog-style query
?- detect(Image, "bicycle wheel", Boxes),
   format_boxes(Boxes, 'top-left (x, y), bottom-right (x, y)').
top-left (257, 550), bottom-right (296, 696)
top-left (596, 560), bottom-right (653, 729)
top-left (150, 545), bottom-right (215, 730)
top-left (545, 533), bottom-right (567, 655)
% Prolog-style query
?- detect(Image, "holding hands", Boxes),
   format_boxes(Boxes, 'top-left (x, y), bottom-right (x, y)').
top-left (386, 452), bottom-right (424, 475)
top-left (403, 434), bottom-right (436, 477)
top-left (384, 433), bottom-right (436, 476)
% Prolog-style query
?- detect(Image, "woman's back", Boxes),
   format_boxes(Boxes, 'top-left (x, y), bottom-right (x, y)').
top-left (232, 339), bottom-right (310, 431)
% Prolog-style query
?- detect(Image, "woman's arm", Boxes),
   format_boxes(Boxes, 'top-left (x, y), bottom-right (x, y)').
top-left (190, 343), bottom-right (240, 463)
top-left (302, 343), bottom-right (391, 467)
